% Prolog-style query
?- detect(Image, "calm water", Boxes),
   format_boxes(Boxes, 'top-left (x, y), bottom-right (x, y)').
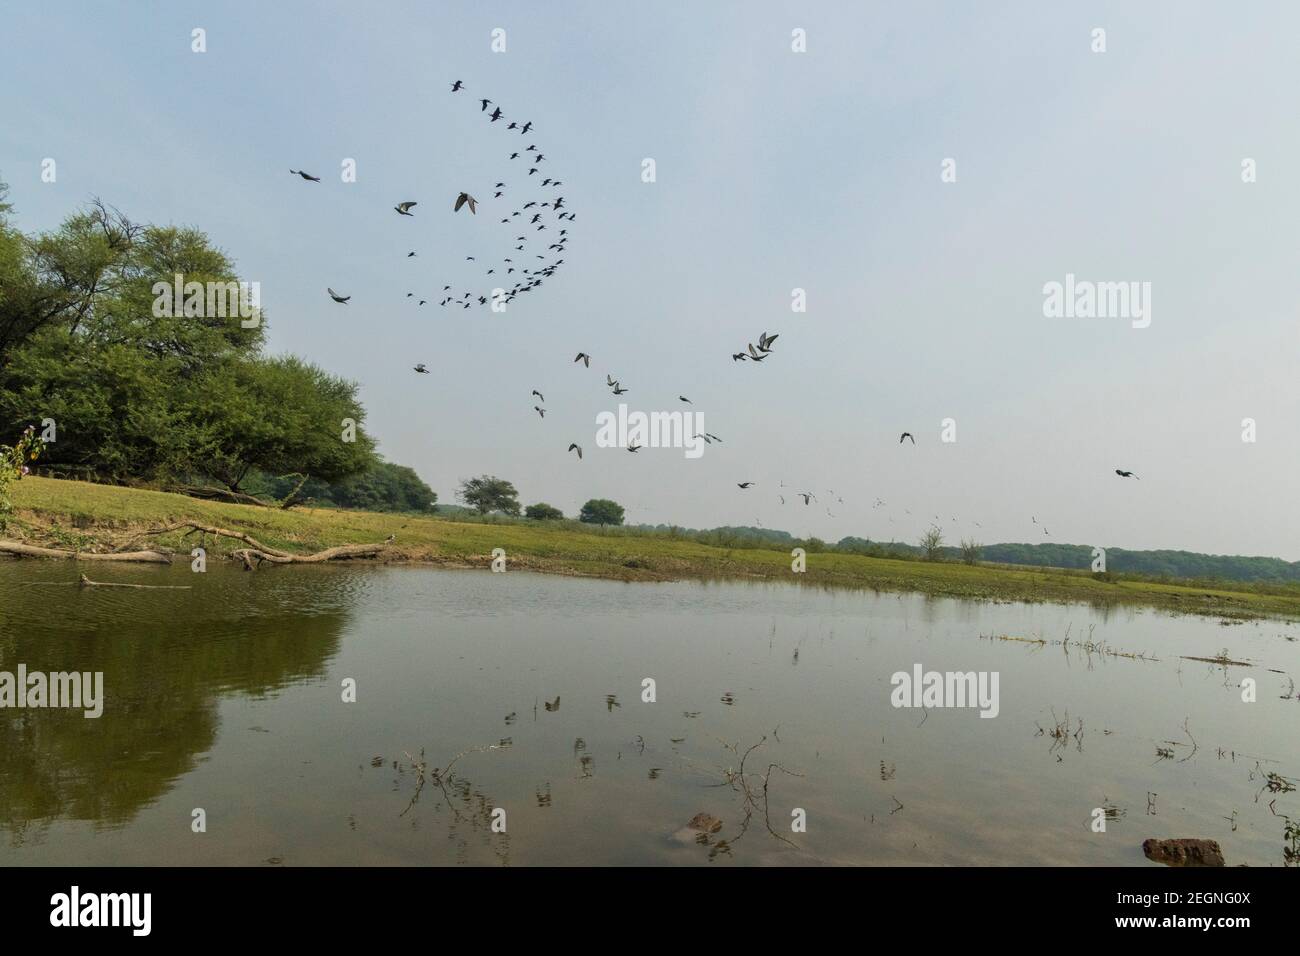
top-left (1, 560), bottom-right (1297, 866)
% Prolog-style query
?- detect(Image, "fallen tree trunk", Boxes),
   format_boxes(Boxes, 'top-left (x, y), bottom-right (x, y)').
top-left (230, 544), bottom-right (387, 569)
top-left (0, 541), bottom-right (172, 563)
top-left (166, 484), bottom-right (273, 507)
top-left (143, 522), bottom-right (295, 557)
top-left (142, 521), bottom-right (388, 569)
top-left (79, 573), bottom-right (191, 589)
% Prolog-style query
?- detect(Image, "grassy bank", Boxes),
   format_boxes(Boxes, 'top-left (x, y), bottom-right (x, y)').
top-left (7, 476), bottom-right (1300, 620)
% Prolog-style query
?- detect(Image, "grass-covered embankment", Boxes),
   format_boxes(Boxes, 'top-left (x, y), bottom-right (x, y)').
top-left (7, 476), bottom-right (1300, 620)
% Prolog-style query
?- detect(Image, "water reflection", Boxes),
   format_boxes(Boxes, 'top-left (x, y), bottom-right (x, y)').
top-left (0, 562), bottom-right (352, 844)
top-left (0, 561), bottom-right (1296, 866)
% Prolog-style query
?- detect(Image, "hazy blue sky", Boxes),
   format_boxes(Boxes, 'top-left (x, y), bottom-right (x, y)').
top-left (3, 2), bottom-right (1298, 557)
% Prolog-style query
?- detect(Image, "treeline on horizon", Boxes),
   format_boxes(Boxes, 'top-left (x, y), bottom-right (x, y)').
top-left (679, 527), bottom-right (1300, 585)
top-left (0, 183), bottom-right (436, 513)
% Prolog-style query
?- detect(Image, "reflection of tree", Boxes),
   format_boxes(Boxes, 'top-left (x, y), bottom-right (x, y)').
top-left (0, 569), bottom-right (352, 841)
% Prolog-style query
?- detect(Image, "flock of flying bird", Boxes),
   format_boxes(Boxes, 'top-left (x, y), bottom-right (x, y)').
top-left (301, 79), bottom-right (572, 322)
top-left (298, 82), bottom-right (1143, 543)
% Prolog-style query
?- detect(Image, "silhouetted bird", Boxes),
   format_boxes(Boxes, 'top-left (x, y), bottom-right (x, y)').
top-left (394, 201), bottom-right (417, 216)
top-left (326, 288), bottom-right (350, 303)
top-left (737, 482), bottom-right (754, 489)
top-left (413, 364), bottom-right (430, 374)
top-left (289, 169), bottom-right (321, 182)
top-left (899, 432), bottom-right (915, 444)
top-left (1115, 469), bottom-right (1140, 479)
top-left (574, 352), bottom-right (590, 367)
top-left (568, 443), bottom-right (582, 459)
top-left (454, 192), bottom-right (477, 214)
top-left (451, 80), bottom-right (464, 92)
top-left (480, 98), bottom-right (491, 111)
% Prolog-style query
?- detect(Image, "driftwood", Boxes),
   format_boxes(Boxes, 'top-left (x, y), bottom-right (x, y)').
top-left (143, 521), bottom-right (294, 556)
top-left (230, 544), bottom-right (387, 570)
top-left (0, 540), bottom-right (172, 564)
top-left (143, 521), bottom-right (387, 570)
top-left (79, 573), bottom-right (191, 590)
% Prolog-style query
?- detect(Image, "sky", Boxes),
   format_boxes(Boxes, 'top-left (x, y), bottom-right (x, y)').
top-left (2, 1), bottom-right (1298, 558)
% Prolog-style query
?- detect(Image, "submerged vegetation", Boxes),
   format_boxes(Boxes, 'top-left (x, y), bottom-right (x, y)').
top-left (8, 476), bottom-right (1300, 621)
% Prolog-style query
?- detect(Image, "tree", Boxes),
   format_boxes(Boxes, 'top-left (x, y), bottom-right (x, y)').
top-left (579, 498), bottom-right (624, 526)
top-left (960, 538), bottom-right (982, 565)
top-left (919, 525), bottom-right (945, 561)
top-left (329, 461), bottom-right (435, 512)
top-left (525, 502), bottom-right (564, 520)
top-left (193, 355), bottom-right (375, 491)
top-left (457, 475), bottom-right (520, 516)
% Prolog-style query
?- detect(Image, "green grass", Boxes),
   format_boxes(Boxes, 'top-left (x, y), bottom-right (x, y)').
top-left (8, 476), bottom-right (1300, 620)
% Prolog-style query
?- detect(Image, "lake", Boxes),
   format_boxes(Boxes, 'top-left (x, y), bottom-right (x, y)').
top-left (1, 560), bottom-right (1297, 866)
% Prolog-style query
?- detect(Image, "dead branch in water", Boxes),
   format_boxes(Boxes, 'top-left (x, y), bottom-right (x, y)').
top-left (715, 735), bottom-right (804, 848)
top-left (0, 540), bottom-right (172, 564)
top-left (400, 743), bottom-right (504, 818)
top-left (79, 573), bottom-right (190, 590)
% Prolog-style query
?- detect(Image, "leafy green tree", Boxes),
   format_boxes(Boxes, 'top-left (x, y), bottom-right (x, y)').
top-left (457, 475), bottom-right (520, 516)
top-left (524, 502), bottom-right (564, 520)
top-left (328, 461), bottom-right (435, 511)
top-left (579, 498), bottom-right (624, 526)
top-left (193, 355), bottom-right (375, 491)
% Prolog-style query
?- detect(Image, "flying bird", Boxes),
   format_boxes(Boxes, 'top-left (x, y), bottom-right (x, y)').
top-left (413, 364), bottom-right (430, 374)
top-left (627, 443), bottom-right (641, 453)
top-left (326, 288), bottom-right (350, 303)
top-left (737, 482), bottom-right (754, 489)
top-left (490, 107), bottom-right (503, 122)
top-left (574, 352), bottom-right (590, 367)
top-left (451, 80), bottom-right (464, 92)
top-left (480, 98), bottom-right (491, 111)
top-left (1115, 469), bottom-right (1140, 479)
top-left (289, 169), bottom-right (321, 182)
top-left (532, 390), bottom-right (545, 402)
top-left (679, 396), bottom-right (691, 403)
top-left (454, 192), bottom-right (477, 214)
top-left (568, 443), bottom-right (583, 459)
top-left (534, 406), bottom-right (545, 418)
top-left (394, 201), bottom-right (417, 216)
top-left (899, 432), bottom-right (915, 444)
